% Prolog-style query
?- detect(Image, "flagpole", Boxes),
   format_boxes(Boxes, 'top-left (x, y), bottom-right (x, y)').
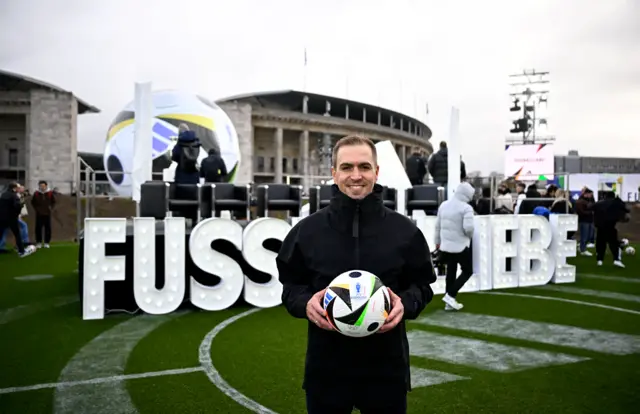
top-left (303, 47), bottom-right (308, 92)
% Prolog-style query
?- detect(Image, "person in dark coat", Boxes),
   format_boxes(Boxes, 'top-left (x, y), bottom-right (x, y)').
top-left (0, 182), bottom-right (35, 257)
top-left (427, 141), bottom-right (467, 187)
top-left (575, 188), bottom-right (595, 255)
top-left (31, 180), bottom-right (55, 247)
top-left (593, 191), bottom-right (629, 267)
top-left (276, 135), bottom-right (436, 414)
top-left (405, 148), bottom-right (427, 186)
top-left (199, 148), bottom-right (228, 183)
top-left (171, 124), bottom-right (201, 185)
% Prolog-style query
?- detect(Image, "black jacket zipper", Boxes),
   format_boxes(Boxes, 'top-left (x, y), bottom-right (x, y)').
top-left (352, 204), bottom-right (360, 269)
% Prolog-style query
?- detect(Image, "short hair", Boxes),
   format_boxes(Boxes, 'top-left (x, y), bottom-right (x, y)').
top-left (8, 182), bottom-right (19, 191)
top-left (516, 182), bottom-right (526, 189)
top-left (439, 141), bottom-right (447, 149)
top-left (38, 180), bottom-right (47, 186)
top-left (331, 135), bottom-right (377, 168)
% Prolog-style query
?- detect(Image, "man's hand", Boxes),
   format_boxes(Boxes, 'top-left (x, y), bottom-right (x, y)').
top-left (306, 289), bottom-right (334, 331)
top-left (378, 288), bottom-right (404, 333)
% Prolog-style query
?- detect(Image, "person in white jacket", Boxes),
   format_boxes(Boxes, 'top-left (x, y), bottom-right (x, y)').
top-left (434, 181), bottom-right (475, 311)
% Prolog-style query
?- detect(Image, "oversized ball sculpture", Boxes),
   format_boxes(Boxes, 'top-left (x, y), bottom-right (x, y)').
top-left (323, 270), bottom-right (391, 338)
top-left (104, 90), bottom-right (241, 197)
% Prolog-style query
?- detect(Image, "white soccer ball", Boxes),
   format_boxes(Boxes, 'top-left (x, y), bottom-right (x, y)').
top-left (104, 90), bottom-right (241, 197)
top-left (323, 270), bottom-right (390, 338)
top-left (624, 246), bottom-right (635, 256)
top-left (621, 238), bottom-right (630, 247)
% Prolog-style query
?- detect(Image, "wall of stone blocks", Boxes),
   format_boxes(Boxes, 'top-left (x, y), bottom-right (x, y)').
top-left (218, 101), bottom-right (253, 185)
top-left (27, 90), bottom-right (77, 193)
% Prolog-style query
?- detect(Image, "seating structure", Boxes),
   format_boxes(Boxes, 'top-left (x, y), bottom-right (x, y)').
top-left (405, 184), bottom-right (445, 216)
top-left (165, 183), bottom-right (203, 222)
top-left (201, 183), bottom-right (252, 220)
top-left (256, 184), bottom-right (304, 218)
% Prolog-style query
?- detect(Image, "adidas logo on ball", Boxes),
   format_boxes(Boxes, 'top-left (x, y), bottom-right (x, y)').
top-left (323, 270), bottom-right (391, 338)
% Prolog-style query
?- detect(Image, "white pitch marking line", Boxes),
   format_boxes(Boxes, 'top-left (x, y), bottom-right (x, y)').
top-left (407, 330), bottom-right (587, 372)
top-left (53, 313), bottom-right (181, 414)
top-left (479, 292), bottom-right (640, 316)
top-left (579, 273), bottom-right (640, 284)
top-left (0, 367), bottom-right (203, 395)
top-left (199, 308), bottom-right (278, 414)
top-left (415, 311), bottom-right (640, 355)
top-left (0, 295), bottom-right (78, 325)
top-left (410, 367), bottom-right (470, 388)
top-left (533, 285), bottom-right (640, 303)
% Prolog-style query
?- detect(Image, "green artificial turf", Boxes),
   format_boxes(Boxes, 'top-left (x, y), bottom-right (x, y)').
top-left (0, 244), bottom-right (638, 413)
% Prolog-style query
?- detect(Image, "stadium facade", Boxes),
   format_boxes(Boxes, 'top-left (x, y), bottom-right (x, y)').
top-left (0, 69), bottom-right (100, 192)
top-left (213, 90), bottom-right (433, 189)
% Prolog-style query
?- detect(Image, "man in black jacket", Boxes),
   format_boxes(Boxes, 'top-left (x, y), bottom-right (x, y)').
top-left (427, 141), bottom-right (466, 188)
top-left (276, 135), bottom-right (436, 414)
top-left (405, 148), bottom-right (427, 185)
top-left (199, 148), bottom-right (228, 183)
top-left (0, 182), bottom-right (36, 257)
top-left (593, 191), bottom-right (629, 267)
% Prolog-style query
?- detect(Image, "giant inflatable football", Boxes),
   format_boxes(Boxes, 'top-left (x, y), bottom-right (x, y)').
top-left (104, 90), bottom-right (241, 197)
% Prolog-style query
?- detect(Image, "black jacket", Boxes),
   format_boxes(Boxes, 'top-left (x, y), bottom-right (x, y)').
top-left (405, 153), bottom-right (427, 181)
top-left (276, 184), bottom-right (436, 393)
top-left (199, 149), bottom-right (228, 183)
top-left (0, 190), bottom-right (21, 221)
top-left (171, 130), bottom-right (201, 184)
top-left (427, 148), bottom-right (466, 185)
top-left (593, 197), bottom-right (629, 228)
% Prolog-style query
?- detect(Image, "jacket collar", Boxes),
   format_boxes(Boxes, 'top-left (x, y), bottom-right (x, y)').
top-left (327, 183), bottom-right (386, 234)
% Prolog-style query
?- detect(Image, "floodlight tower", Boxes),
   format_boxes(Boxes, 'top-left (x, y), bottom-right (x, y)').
top-left (506, 69), bottom-right (554, 145)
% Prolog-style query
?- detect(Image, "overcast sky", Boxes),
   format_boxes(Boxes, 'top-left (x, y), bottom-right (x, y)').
top-left (1, 0), bottom-right (638, 175)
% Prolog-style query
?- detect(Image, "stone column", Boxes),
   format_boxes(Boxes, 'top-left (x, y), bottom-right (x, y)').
top-left (399, 145), bottom-right (407, 167)
top-left (274, 127), bottom-right (283, 183)
top-left (300, 130), bottom-right (309, 192)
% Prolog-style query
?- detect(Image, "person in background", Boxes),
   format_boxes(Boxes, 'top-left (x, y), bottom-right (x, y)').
top-left (494, 186), bottom-right (514, 213)
top-left (550, 189), bottom-right (572, 214)
top-left (545, 184), bottom-right (559, 198)
top-left (199, 147), bottom-right (228, 183)
top-left (172, 123), bottom-right (201, 185)
top-left (593, 191), bottom-right (629, 268)
top-left (0, 183), bottom-right (29, 252)
top-left (473, 187), bottom-right (491, 215)
top-left (0, 182), bottom-right (36, 257)
top-left (31, 180), bottom-right (55, 248)
top-left (427, 141), bottom-right (467, 189)
top-left (575, 188), bottom-right (595, 256)
top-left (405, 147), bottom-right (427, 186)
top-left (435, 181), bottom-right (476, 311)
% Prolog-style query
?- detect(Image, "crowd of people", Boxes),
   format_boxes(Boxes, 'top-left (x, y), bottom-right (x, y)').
top-left (0, 180), bottom-right (56, 257)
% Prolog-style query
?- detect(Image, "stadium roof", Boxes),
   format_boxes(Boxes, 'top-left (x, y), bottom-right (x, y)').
top-left (0, 68), bottom-right (100, 114)
top-left (216, 89), bottom-right (432, 138)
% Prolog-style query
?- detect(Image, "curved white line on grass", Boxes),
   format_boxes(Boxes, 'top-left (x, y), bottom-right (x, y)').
top-left (14, 274), bottom-right (54, 281)
top-left (0, 295), bottom-right (78, 325)
top-left (579, 274), bottom-right (640, 284)
top-left (199, 308), bottom-right (278, 414)
top-left (480, 292), bottom-right (640, 316)
top-left (53, 313), bottom-right (182, 414)
top-left (533, 285), bottom-right (640, 303)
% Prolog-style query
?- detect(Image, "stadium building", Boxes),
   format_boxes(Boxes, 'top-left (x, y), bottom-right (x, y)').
top-left (555, 150), bottom-right (640, 174)
top-left (0, 69), bottom-right (100, 192)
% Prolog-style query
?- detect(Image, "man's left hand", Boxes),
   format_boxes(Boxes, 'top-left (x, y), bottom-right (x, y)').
top-left (378, 288), bottom-right (404, 333)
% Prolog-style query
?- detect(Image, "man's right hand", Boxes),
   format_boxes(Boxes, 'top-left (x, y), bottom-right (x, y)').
top-left (306, 289), bottom-right (334, 331)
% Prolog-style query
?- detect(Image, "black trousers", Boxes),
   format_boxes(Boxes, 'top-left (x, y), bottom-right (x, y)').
top-left (442, 247), bottom-right (474, 298)
top-left (35, 214), bottom-right (52, 243)
top-left (305, 386), bottom-right (407, 414)
top-left (596, 226), bottom-right (619, 261)
top-left (0, 219), bottom-right (25, 253)
top-left (409, 178), bottom-right (423, 186)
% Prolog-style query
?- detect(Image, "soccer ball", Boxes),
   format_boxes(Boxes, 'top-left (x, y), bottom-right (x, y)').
top-left (323, 270), bottom-right (390, 338)
top-left (624, 246), bottom-right (635, 256)
top-left (620, 238), bottom-right (630, 247)
top-left (104, 90), bottom-right (241, 197)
